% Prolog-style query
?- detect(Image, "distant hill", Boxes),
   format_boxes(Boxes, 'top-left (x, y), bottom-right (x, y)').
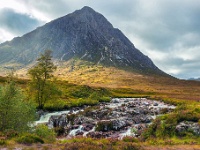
top-left (0, 6), bottom-right (166, 75)
top-left (188, 78), bottom-right (200, 81)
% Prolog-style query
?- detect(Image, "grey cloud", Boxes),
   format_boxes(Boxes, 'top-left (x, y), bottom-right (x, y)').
top-left (21, 0), bottom-right (72, 19)
top-left (0, 8), bottom-right (43, 35)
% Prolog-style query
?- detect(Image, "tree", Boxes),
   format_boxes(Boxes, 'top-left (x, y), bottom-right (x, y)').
top-left (0, 78), bottom-right (36, 133)
top-left (28, 50), bottom-right (59, 109)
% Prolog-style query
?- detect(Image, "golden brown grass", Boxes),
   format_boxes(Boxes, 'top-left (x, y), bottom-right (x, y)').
top-left (13, 59), bottom-right (200, 102)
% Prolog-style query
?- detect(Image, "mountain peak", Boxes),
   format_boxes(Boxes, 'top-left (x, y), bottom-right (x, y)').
top-left (72, 6), bottom-right (96, 16)
top-left (67, 6), bottom-right (112, 28)
top-left (80, 6), bottom-right (95, 12)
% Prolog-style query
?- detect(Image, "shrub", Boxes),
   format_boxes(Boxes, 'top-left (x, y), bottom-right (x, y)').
top-left (34, 124), bottom-right (56, 143)
top-left (0, 139), bottom-right (6, 145)
top-left (71, 86), bottom-right (92, 98)
top-left (44, 99), bottom-right (67, 111)
top-left (0, 81), bottom-right (36, 133)
top-left (16, 133), bottom-right (44, 144)
top-left (4, 129), bottom-right (18, 139)
top-left (122, 136), bottom-right (139, 143)
top-left (98, 96), bottom-right (110, 102)
top-left (142, 118), bottom-right (161, 139)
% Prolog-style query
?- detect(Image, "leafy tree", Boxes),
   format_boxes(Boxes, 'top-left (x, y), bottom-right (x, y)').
top-left (0, 79), bottom-right (36, 133)
top-left (28, 50), bottom-right (60, 109)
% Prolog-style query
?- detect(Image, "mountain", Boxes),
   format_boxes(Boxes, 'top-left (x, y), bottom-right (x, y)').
top-left (0, 6), bottom-right (165, 75)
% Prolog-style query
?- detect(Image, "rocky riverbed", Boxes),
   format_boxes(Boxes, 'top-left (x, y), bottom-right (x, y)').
top-left (36, 98), bottom-right (176, 139)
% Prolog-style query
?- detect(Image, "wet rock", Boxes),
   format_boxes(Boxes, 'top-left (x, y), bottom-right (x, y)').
top-left (36, 110), bottom-right (45, 119)
top-left (140, 115), bottom-right (153, 123)
top-left (132, 116), bottom-right (142, 124)
top-left (111, 98), bottom-right (120, 103)
top-left (131, 109), bottom-right (140, 115)
top-left (139, 107), bottom-right (149, 115)
top-left (112, 119), bottom-right (128, 131)
top-left (82, 124), bottom-right (94, 131)
top-left (143, 102), bottom-right (150, 106)
top-left (127, 102), bottom-right (136, 108)
top-left (76, 130), bottom-right (84, 136)
top-left (153, 102), bottom-right (158, 106)
top-left (48, 114), bottom-right (67, 128)
top-left (134, 124), bottom-right (148, 137)
top-left (88, 131), bottom-right (112, 138)
top-left (74, 116), bottom-right (94, 124)
top-left (124, 99), bottom-right (129, 103)
top-left (176, 121), bottom-right (200, 136)
top-left (96, 120), bottom-right (113, 131)
top-left (71, 125), bottom-right (80, 129)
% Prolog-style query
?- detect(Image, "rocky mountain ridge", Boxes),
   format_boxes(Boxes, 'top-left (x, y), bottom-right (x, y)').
top-left (0, 6), bottom-right (165, 75)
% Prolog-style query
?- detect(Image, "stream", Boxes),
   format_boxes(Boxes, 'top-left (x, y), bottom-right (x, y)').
top-left (35, 98), bottom-right (175, 139)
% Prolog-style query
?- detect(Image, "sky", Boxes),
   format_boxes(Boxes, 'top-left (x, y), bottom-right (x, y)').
top-left (0, 0), bottom-right (200, 79)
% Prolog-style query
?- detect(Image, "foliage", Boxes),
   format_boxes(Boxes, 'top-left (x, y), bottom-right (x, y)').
top-left (0, 139), bottom-right (6, 145)
top-left (15, 133), bottom-right (44, 144)
top-left (28, 50), bottom-right (60, 109)
top-left (0, 80), bottom-right (36, 133)
top-left (71, 85), bottom-right (92, 98)
top-left (44, 99), bottom-right (68, 111)
top-left (34, 124), bottom-right (56, 143)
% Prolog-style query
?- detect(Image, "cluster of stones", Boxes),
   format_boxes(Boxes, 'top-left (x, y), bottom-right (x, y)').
top-left (176, 121), bottom-right (200, 136)
top-left (46, 98), bottom-right (175, 139)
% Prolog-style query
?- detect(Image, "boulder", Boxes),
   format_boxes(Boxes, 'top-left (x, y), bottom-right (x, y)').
top-left (176, 121), bottom-right (200, 136)
top-left (111, 98), bottom-right (120, 103)
top-left (112, 119), bottom-right (128, 131)
top-left (48, 114), bottom-right (67, 128)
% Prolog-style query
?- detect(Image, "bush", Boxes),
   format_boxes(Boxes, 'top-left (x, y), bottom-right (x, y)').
top-left (122, 136), bottom-right (139, 143)
top-left (98, 96), bottom-right (110, 102)
top-left (44, 99), bottom-right (67, 111)
top-left (0, 81), bottom-right (36, 133)
top-left (34, 124), bottom-right (56, 143)
top-left (16, 133), bottom-right (44, 144)
top-left (4, 129), bottom-right (18, 139)
top-left (71, 86), bottom-right (92, 98)
top-left (0, 139), bottom-right (6, 145)
top-left (70, 98), bottom-right (99, 107)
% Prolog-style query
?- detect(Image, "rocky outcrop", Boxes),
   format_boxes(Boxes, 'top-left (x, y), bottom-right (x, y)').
top-left (176, 121), bottom-right (200, 136)
top-left (48, 114), bottom-right (68, 128)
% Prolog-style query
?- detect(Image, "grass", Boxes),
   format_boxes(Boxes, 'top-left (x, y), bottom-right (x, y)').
top-left (1, 60), bottom-right (200, 148)
top-left (13, 59), bottom-right (200, 103)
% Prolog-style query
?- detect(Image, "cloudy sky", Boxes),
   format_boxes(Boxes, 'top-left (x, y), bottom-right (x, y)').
top-left (0, 0), bottom-right (200, 79)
